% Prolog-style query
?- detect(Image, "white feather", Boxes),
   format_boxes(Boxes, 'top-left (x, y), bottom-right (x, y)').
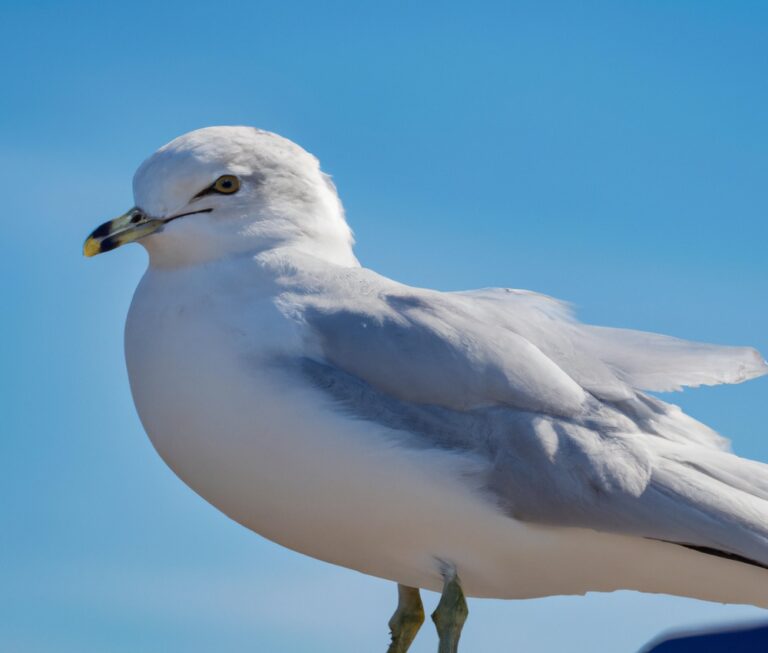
top-left (119, 126), bottom-right (768, 608)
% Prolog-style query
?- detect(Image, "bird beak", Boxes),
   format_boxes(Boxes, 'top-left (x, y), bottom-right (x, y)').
top-left (83, 207), bottom-right (163, 257)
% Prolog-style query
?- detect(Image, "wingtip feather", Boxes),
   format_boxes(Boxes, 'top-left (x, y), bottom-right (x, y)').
top-left (741, 348), bottom-right (768, 382)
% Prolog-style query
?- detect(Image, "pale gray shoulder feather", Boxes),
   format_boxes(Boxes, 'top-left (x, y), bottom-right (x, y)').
top-left (281, 268), bottom-right (588, 417)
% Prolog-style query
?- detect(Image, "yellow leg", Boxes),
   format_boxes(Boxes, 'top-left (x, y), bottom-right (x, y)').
top-left (431, 571), bottom-right (468, 653)
top-left (386, 584), bottom-right (425, 653)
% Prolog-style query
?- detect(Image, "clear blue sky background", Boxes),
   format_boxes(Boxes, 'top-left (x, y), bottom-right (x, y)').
top-left (2, 2), bottom-right (767, 652)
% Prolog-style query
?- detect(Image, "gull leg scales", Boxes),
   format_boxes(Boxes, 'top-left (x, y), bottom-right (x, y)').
top-left (386, 585), bottom-right (425, 653)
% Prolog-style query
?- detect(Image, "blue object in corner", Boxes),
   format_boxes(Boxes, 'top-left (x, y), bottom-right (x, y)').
top-left (644, 623), bottom-right (768, 652)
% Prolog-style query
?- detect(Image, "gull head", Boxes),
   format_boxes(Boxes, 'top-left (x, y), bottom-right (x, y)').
top-left (84, 126), bottom-right (357, 267)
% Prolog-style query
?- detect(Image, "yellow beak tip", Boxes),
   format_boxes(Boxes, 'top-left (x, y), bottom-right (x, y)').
top-left (83, 238), bottom-right (100, 258)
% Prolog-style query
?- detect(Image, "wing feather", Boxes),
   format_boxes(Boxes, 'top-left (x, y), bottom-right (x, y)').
top-left (457, 287), bottom-right (768, 394)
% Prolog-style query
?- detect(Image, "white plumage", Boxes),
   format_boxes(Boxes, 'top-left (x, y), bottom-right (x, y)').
top-left (95, 126), bottom-right (768, 612)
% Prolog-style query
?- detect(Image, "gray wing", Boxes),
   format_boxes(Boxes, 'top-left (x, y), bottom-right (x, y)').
top-left (285, 266), bottom-right (765, 422)
top-left (296, 281), bottom-right (589, 418)
top-left (278, 263), bottom-right (768, 565)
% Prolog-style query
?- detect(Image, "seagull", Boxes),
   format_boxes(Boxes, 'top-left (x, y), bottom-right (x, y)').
top-left (84, 126), bottom-right (768, 653)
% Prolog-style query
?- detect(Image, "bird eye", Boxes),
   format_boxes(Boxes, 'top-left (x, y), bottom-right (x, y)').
top-left (212, 175), bottom-right (240, 194)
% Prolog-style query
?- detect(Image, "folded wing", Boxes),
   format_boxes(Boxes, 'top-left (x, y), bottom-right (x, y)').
top-left (285, 264), bottom-right (768, 569)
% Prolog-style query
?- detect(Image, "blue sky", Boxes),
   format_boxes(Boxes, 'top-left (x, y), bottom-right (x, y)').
top-left (2, 1), bottom-right (767, 651)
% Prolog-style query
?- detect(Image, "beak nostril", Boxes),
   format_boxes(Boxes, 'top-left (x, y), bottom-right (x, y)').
top-left (130, 213), bottom-right (142, 224)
